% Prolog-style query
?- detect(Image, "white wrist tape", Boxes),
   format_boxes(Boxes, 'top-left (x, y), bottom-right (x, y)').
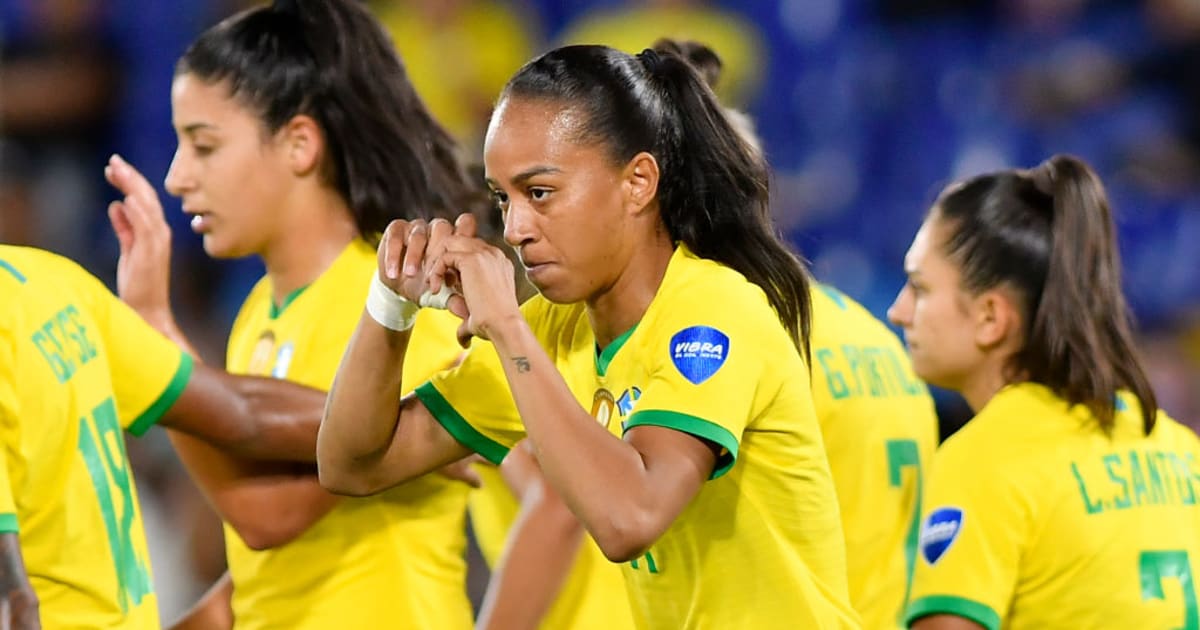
top-left (366, 272), bottom-right (419, 331)
top-left (419, 284), bottom-right (454, 310)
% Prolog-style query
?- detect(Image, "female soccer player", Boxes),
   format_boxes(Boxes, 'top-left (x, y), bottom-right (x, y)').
top-left (0, 243), bottom-right (328, 629)
top-left (890, 155), bottom-right (1200, 630)
top-left (468, 38), bottom-right (938, 630)
top-left (105, 0), bottom-right (482, 627)
top-left (318, 44), bottom-right (861, 628)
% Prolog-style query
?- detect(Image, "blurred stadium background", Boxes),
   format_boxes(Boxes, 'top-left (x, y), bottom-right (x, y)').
top-left (3, 0), bottom-right (1198, 623)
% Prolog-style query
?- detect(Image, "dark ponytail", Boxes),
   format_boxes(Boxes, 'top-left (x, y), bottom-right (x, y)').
top-left (176, 0), bottom-right (488, 241)
top-left (936, 154), bottom-right (1156, 433)
top-left (501, 44), bottom-right (812, 356)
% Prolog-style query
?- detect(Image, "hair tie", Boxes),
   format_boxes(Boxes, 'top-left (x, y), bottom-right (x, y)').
top-left (1028, 161), bottom-right (1057, 197)
top-left (637, 48), bottom-right (662, 77)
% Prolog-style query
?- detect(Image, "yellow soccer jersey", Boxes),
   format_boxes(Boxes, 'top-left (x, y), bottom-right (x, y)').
top-left (906, 383), bottom-right (1200, 630)
top-left (810, 285), bottom-right (939, 629)
top-left (0, 246), bottom-right (193, 629)
top-left (419, 246), bottom-right (860, 629)
top-left (468, 464), bottom-right (637, 630)
top-left (224, 240), bottom-right (471, 630)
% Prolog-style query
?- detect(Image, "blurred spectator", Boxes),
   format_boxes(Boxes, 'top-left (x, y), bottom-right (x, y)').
top-left (1119, 0), bottom-right (1200, 192)
top-left (371, 0), bottom-right (540, 150)
top-left (0, 0), bottom-right (120, 267)
top-left (558, 0), bottom-right (764, 108)
top-left (1001, 0), bottom-right (1200, 196)
top-left (877, 0), bottom-right (990, 23)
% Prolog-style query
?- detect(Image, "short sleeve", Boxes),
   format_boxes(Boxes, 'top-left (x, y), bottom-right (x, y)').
top-left (73, 270), bottom-right (192, 436)
top-left (905, 439), bottom-right (1029, 630)
top-left (0, 335), bottom-right (18, 532)
top-left (415, 337), bottom-right (523, 465)
top-left (622, 294), bottom-right (777, 479)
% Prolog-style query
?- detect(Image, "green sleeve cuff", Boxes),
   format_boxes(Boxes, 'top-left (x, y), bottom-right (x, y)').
top-left (0, 513), bottom-right (18, 533)
top-left (624, 410), bottom-right (739, 479)
top-left (128, 352), bottom-right (194, 437)
top-left (414, 381), bottom-right (510, 465)
top-left (905, 595), bottom-right (1001, 630)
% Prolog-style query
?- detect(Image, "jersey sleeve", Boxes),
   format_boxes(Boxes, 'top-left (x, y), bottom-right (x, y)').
top-left (905, 436), bottom-right (1030, 630)
top-left (414, 336), bottom-right (522, 465)
top-left (72, 268), bottom-right (193, 436)
top-left (415, 299), bottom-right (572, 463)
top-left (622, 286), bottom-right (778, 479)
top-left (0, 334), bottom-right (18, 532)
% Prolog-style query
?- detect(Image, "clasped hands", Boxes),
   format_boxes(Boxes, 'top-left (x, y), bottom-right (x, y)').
top-left (377, 214), bottom-right (519, 347)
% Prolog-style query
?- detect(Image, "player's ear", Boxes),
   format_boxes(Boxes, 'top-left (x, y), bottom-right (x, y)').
top-left (621, 152), bottom-right (659, 216)
top-left (973, 288), bottom-right (1021, 349)
top-left (281, 114), bottom-right (324, 176)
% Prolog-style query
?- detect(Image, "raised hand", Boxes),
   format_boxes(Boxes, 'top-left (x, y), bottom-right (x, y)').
top-left (424, 214), bottom-right (520, 344)
top-left (375, 214), bottom-right (520, 346)
top-left (104, 154), bottom-right (175, 328)
top-left (377, 218), bottom-right (447, 302)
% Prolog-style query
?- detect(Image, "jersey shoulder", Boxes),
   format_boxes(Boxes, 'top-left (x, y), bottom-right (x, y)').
top-left (0, 245), bottom-right (98, 291)
top-left (942, 384), bottom-right (1073, 465)
top-left (0, 246), bottom-right (116, 325)
top-left (1150, 412), bottom-right (1200, 452)
top-left (654, 249), bottom-right (789, 342)
top-left (810, 283), bottom-right (902, 349)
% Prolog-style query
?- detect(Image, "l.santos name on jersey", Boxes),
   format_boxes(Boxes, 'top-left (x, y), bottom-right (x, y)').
top-left (1071, 449), bottom-right (1200, 515)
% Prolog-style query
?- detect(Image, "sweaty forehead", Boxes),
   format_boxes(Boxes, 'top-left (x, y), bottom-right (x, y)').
top-left (484, 97), bottom-right (603, 178)
top-left (487, 98), bottom-right (592, 151)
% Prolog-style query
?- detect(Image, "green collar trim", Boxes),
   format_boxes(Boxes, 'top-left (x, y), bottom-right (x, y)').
top-left (595, 324), bottom-right (638, 377)
top-left (269, 284), bottom-right (310, 319)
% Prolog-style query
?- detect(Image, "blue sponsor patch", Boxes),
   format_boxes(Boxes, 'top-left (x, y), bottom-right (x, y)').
top-left (920, 507), bottom-right (964, 565)
top-left (669, 326), bottom-right (729, 385)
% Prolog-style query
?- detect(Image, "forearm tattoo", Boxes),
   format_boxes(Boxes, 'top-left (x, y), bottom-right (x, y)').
top-left (512, 357), bottom-right (532, 373)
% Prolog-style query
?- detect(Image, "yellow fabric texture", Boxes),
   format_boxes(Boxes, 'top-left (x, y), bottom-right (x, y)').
top-left (908, 383), bottom-right (1200, 630)
top-left (224, 240), bottom-right (471, 629)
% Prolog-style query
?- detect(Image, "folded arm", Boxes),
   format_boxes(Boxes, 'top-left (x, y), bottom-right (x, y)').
top-left (488, 318), bottom-right (717, 562)
top-left (168, 432), bottom-right (338, 550)
top-left (163, 365), bottom-right (326, 463)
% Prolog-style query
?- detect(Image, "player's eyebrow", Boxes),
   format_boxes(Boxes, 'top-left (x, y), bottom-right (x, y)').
top-left (487, 166), bottom-right (563, 189)
top-left (180, 122), bottom-right (216, 135)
